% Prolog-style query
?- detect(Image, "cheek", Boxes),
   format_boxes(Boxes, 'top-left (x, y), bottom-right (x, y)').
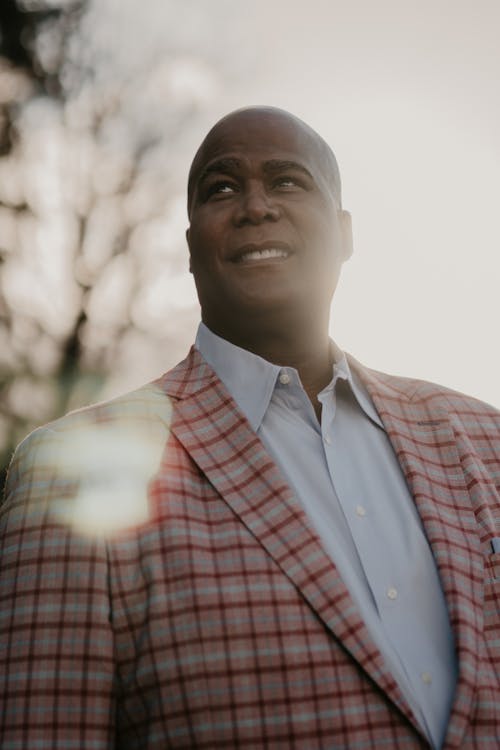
top-left (189, 215), bottom-right (227, 259)
top-left (298, 215), bottom-right (341, 265)
top-left (318, 216), bottom-right (344, 261)
top-left (189, 226), bottom-right (217, 262)
top-left (297, 202), bottom-right (337, 238)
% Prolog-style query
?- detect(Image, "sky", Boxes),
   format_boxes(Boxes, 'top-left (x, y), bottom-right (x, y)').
top-left (177, 0), bottom-right (499, 406)
top-left (5, 0), bottom-right (498, 415)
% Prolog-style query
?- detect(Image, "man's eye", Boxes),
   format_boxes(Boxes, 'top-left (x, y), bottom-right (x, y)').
top-left (274, 176), bottom-right (301, 189)
top-left (206, 181), bottom-right (237, 198)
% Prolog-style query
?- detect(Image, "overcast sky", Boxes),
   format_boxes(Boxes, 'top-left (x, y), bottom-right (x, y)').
top-left (179, 0), bottom-right (499, 406)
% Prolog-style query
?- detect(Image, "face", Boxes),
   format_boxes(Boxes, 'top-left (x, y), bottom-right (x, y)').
top-left (186, 108), bottom-right (352, 335)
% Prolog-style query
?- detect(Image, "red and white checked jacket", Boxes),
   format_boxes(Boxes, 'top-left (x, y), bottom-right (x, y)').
top-left (1, 347), bottom-right (500, 749)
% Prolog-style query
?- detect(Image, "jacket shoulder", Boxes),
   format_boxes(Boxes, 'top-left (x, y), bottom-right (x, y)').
top-left (350, 355), bottom-right (500, 439)
top-left (361, 364), bottom-right (500, 445)
top-left (391, 374), bottom-right (498, 423)
top-left (2, 379), bottom-right (175, 520)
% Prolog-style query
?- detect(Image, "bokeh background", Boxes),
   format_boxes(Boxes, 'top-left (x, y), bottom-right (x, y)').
top-left (1, 0), bottom-right (499, 486)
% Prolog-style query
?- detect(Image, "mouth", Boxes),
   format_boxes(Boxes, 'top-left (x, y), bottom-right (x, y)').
top-left (231, 242), bottom-right (292, 264)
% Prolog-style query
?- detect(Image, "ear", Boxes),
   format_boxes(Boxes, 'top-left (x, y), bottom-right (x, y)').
top-left (339, 210), bottom-right (353, 262)
top-left (186, 227), bottom-right (193, 273)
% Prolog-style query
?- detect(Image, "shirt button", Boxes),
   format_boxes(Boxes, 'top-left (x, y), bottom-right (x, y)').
top-left (421, 672), bottom-right (432, 685)
top-left (387, 587), bottom-right (398, 600)
top-left (324, 434), bottom-right (332, 445)
top-left (355, 505), bottom-right (366, 517)
top-left (279, 371), bottom-right (291, 385)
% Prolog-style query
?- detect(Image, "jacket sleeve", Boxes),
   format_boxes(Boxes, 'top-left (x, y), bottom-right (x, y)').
top-left (0, 427), bottom-right (116, 750)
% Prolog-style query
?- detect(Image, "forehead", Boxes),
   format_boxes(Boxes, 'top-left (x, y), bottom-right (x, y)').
top-left (191, 111), bottom-right (325, 184)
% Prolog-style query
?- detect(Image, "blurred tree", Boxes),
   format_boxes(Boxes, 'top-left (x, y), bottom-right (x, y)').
top-left (0, 0), bottom-right (253, 488)
top-left (0, 0), bottom-right (87, 489)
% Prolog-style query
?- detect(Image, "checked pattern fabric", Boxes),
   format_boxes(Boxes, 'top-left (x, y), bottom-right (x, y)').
top-left (1, 347), bottom-right (500, 748)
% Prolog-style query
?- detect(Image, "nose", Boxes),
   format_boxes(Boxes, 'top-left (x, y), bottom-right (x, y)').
top-left (233, 182), bottom-right (280, 226)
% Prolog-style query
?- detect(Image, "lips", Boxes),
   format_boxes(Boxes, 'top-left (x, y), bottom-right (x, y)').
top-left (231, 242), bottom-right (292, 264)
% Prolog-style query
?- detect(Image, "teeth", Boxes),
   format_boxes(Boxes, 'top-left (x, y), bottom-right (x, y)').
top-left (240, 248), bottom-right (289, 262)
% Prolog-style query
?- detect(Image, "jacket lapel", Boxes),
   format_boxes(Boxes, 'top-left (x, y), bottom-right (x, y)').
top-left (158, 348), bottom-right (424, 735)
top-left (355, 360), bottom-right (484, 748)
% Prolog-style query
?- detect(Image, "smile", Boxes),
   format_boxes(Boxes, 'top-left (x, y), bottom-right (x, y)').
top-left (233, 244), bottom-right (292, 264)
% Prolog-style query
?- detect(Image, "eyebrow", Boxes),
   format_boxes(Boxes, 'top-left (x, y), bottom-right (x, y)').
top-left (198, 158), bottom-right (314, 183)
top-left (198, 158), bottom-right (242, 183)
top-left (262, 160), bottom-right (313, 180)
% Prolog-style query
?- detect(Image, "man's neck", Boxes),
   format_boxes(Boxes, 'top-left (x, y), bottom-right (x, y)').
top-left (203, 319), bottom-right (333, 419)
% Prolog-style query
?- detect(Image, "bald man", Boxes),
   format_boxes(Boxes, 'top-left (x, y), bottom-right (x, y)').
top-left (2, 107), bottom-right (500, 749)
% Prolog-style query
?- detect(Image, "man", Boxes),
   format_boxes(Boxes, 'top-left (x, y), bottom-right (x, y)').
top-left (1, 106), bottom-right (499, 749)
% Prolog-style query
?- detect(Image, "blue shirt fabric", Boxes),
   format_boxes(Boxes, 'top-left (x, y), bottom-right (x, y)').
top-left (195, 323), bottom-right (458, 749)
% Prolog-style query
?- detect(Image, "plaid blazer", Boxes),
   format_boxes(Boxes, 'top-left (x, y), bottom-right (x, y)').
top-left (1, 346), bottom-right (500, 749)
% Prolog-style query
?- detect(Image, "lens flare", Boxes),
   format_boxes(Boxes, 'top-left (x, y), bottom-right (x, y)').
top-left (31, 389), bottom-right (173, 537)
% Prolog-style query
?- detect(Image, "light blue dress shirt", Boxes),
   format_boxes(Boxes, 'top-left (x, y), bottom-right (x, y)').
top-left (195, 322), bottom-right (458, 749)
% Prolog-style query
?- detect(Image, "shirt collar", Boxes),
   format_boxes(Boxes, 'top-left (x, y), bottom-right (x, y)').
top-left (325, 342), bottom-right (384, 428)
top-left (195, 322), bottom-right (280, 432)
top-left (195, 322), bottom-right (383, 432)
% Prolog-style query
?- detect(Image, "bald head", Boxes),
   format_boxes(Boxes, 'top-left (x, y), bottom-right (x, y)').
top-left (187, 106), bottom-right (342, 217)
